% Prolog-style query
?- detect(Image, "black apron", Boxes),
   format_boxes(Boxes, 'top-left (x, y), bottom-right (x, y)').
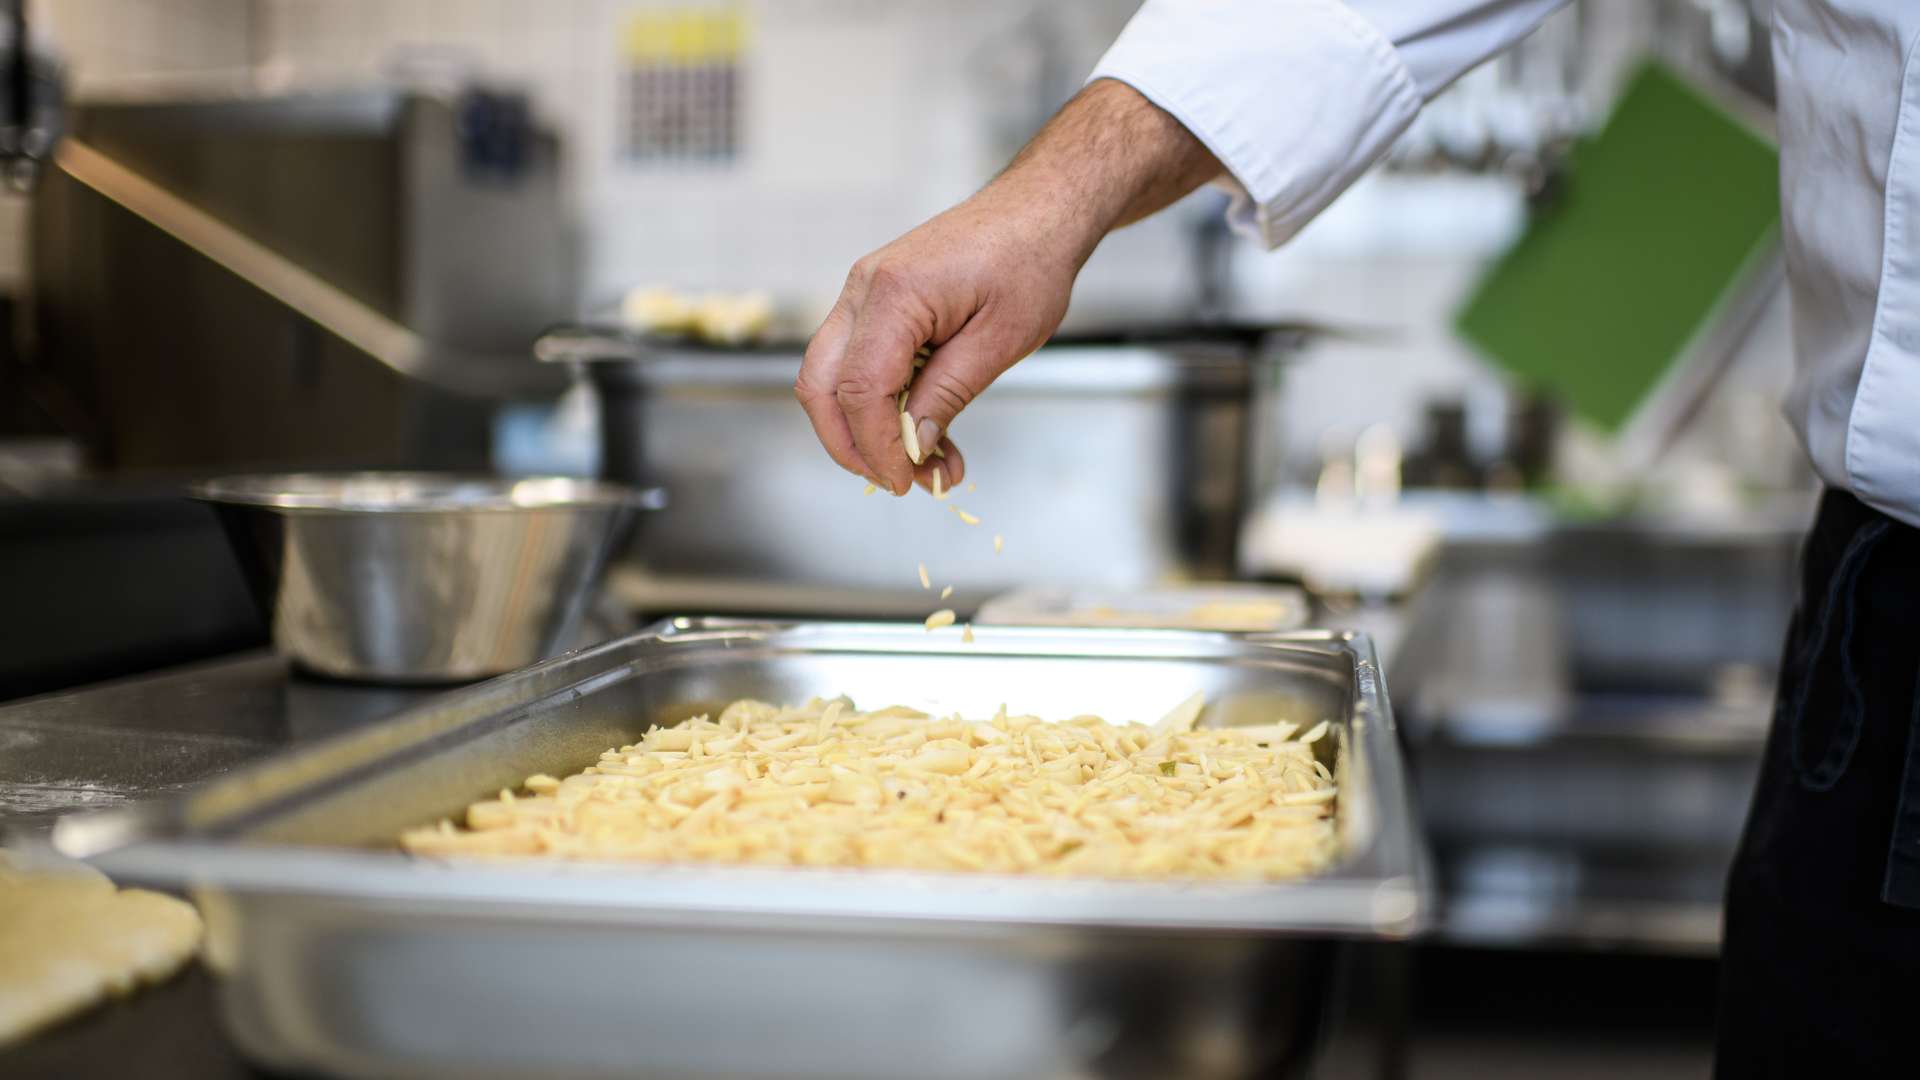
top-left (1715, 489), bottom-right (1920, 1076)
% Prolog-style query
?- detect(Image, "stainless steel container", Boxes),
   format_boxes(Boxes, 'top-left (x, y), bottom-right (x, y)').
top-left (193, 473), bottom-right (664, 682)
top-left (48, 619), bottom-right (1426, 1080)
top-left (538, 326), bottom-right (1293, 612)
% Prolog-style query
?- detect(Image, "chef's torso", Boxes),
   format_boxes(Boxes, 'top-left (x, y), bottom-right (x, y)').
top-left (1775, 0), bottom-right (1920, 527)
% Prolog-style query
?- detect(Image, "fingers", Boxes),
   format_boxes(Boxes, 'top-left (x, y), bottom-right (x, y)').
top-left (913, 437), bottom-right (965, 494)
top-left (838, 271), bottom-right (933, 495)
top-left (903, 318), bottom-right (1022, 469)
top-left (796, 299), bottom-right (875, 482)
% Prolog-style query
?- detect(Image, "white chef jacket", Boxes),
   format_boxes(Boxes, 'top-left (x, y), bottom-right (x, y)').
top-left (1092, 0), bottom-right (1920, 528)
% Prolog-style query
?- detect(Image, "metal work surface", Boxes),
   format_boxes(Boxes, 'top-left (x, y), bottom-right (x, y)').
top-left (37, 619), bottom-right (1425, 1080)
top-left (0, 651), bottom-right (442, 837)
top-left (0, 651), bottom-right (442, 1078)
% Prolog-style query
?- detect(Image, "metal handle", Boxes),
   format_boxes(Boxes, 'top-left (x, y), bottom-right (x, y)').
top-left (53, 137), bottom-right (561, 398)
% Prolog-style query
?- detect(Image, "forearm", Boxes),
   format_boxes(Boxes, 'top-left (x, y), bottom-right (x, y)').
top-left (986, 79), bottom-right (1224, 264)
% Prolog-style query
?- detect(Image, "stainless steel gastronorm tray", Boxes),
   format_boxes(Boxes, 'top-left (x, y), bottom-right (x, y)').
top-left (47, 620), bottom-right (1428, 1080)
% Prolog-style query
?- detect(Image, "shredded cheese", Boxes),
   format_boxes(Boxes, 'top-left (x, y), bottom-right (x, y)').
top-left (900, 411), bottom-right (924, 465)
top-left (399, 696), bottom-right (1339, 881)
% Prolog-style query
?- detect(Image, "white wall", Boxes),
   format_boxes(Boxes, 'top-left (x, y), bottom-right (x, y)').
top-left (33, 0), bottom-right (255, 96)
top-left (232, 0), bottom-right (1162, 319)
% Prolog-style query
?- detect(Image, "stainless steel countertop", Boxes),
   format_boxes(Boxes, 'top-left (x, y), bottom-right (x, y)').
top-left (0, 651), bottom-right (446, 836)
top-left (0, 652), bottom-right (447, 1076)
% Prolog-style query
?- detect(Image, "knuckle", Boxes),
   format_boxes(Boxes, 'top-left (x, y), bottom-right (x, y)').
top-left (793, 366), bottom-right (828, 404)
top-left (921, 371), bottom-right (975, 418)
top-left (862, 263), bottom-right (914, 304)
top-left (834, 372), bottom-right (888, 405)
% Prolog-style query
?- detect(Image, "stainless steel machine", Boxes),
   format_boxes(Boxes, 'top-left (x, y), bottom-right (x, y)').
top-left (537, 323), bottom-right (1301, 616)
top-left (26, 87), bottom-right (571, 474)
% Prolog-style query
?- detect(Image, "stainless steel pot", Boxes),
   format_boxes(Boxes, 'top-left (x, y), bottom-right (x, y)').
top-left (538, 325), bottom-right (1295, 613)
top-left (193, 473), bottom-right (664, 682)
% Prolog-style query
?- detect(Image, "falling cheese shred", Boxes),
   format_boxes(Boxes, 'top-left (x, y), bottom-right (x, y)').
top-left (924, 608), bottom-right (957, 630)
top-left (917, 563), bottom-right (931, 590)
top-left (399, 696), bottom-right (1339, 881)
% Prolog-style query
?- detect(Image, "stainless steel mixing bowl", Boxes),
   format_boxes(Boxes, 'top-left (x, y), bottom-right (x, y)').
top-left (192, 473), bottom-right (665, 682)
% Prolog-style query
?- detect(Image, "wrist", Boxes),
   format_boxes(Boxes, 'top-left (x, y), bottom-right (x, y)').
top-left (984, 78), bottom-right (1222, 265)
top-left (978, 161), bottom-right (1115, 270)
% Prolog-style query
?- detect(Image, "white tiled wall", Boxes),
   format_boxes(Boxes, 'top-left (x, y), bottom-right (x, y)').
top-left (242, 0), bottom-right (1153, 319)
top-left (33, 0), bottom-right (255, 97)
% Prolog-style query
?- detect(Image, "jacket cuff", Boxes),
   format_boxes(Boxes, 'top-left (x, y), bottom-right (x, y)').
top-left (1089, 0), bottom-right (1423, 248)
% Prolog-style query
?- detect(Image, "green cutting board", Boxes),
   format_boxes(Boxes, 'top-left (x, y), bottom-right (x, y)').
top-left (1456, 61), bottom-right (1780, 436)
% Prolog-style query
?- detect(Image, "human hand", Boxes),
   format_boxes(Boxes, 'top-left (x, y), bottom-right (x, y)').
top-left (796, 79), bottom-right (1223, 495)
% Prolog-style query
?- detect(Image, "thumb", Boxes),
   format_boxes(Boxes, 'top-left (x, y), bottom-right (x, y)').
top-left (904, 321), bottom-right (1032, 457)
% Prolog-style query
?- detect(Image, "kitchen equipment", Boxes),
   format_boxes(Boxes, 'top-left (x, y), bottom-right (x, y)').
top-left (29, 89), bottom-right (571, 475)
top-left (45, 619), bottom-right (1425, 1080)
top-left (192, 473), bottom-right (662, 683)
top-left (977, 583), bottom-right (1310, 632)
top-left (538, 323), bottom-right (1294, 613)
top-left (1454, 60), bottom-right (1781, 469)
top-left (1389, 510), bottom-right (1799, 954)
top-left (0, 0), bottom-right (61, 190)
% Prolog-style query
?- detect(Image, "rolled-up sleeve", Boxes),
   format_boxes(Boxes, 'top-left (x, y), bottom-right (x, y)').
top-left (1090, 0), bottom-right (1569, 247)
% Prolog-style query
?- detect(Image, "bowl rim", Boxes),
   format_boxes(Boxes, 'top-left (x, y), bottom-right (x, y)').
top-left (187, 472), bottom-right (667, 515)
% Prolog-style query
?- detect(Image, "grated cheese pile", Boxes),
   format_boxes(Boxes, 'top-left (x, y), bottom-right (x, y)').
top-left (399, 696), bottom-right (1339, 880)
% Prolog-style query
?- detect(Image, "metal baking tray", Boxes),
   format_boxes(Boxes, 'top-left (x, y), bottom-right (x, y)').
top-left (45, 619), bottom-right (1427, 1080)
